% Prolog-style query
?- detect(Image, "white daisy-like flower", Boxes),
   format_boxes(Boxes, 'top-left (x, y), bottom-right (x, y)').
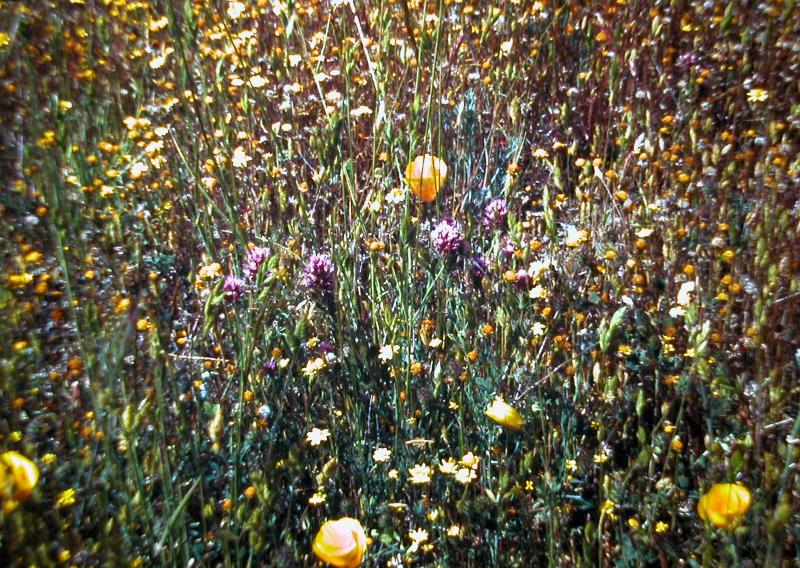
top-left (226, 1), bottom-right (246, 19)
top-left (306, 427), bottom-right (330, 446)
top-left (408, 463), bottom-right (432, 485)
top-left (378, 344), bottom-right (400, 362)
top-left (231, 146), bottom-right (251, 168)
top-left (372, 447), bottom-right (392, 463)
top-left (385, 187), bottom-right (406, 204)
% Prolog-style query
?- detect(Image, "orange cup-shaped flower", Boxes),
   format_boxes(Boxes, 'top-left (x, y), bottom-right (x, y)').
top-left (1, 451), bottom-right (40, 501)
top-left (405, 154), bottom-right (448, 202)
top-left (312, 517), bottom-right (367, 567)
top-left (697, 483), bottom-right (752, 529)
top-left (484, 398), bottom-right (525, 431)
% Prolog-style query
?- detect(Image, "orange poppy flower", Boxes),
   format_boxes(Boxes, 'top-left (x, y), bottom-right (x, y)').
top-left (404, 154), bottom-right (448, 202)
top-left (1, 451), bottom-right (40, 501)
top-left (312, 517), bottom-right (367, 567)
top-left (484, 398), bottom-right (525, 431)
top-left (697, 483), bottom-right (752, 529)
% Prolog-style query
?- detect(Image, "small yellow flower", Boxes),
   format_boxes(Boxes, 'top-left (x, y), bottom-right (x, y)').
top-left (600, 499), bottom-right (617, 520)
top-left (438, 458), bottom-right (458, 475)
top-left (56, 488), bottom-right (77, 508)
top-left (593, 451), bottom-right (610, 464)
top-left (404, 154), bottom-right (447, 203)
top-left (655, 521), bottom-right (669, 533)
top-left (24, 251), bottom-right (43, 264)
top-left (309, 492), bottom-right (327, 506)
top-left (747, 88), bottom-right (769, 103)
top-left (302, 357), bottom-right (327, 377)
top-left (198, 262), bottom-right (222, 280)
top-left (7, 272), bottom-right (33, 289)
top-left (312, 517), bottom-right (367, 568)
top-left (460, 451), bottom-right (480, 469)
top-left (697, 483), bottom-right (752, 529)
top-left (484, 398), bottom-right (525, 431)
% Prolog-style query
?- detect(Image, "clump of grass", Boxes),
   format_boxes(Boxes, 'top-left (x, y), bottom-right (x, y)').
top-left (1, 0), bottom-right (799, 565)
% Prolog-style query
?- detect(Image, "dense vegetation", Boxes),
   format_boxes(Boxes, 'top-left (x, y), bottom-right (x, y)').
top-left (1, 0), bottom-right (799, 565)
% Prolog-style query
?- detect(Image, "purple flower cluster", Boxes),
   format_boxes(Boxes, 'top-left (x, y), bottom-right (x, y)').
top-left (244, 246), bottom-right (271, 279)
top-left (223, 274), bottom-right (246, 300)
top-left (262, 358), bottom-right (278, 376)
top-left (430, 218), bottom-right (464, 255)
top-left (317, 341), bottom-right (336, 354)
top-left (511, 269), bottom-right (531, 291)
top-left (482, 198), bottom-right (508, 230)
top-left (303, 253), bottom-right (335, 290)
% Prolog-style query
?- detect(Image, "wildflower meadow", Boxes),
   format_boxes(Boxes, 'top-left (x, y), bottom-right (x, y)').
top-left (1, 0), bottom-right (800, 565)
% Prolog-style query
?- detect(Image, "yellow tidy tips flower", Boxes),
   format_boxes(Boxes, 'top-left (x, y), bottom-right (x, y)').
top-left (484, 397), bottom-right (525, 431)
top-left (697, 483), bottom-right (752, 529)
top-left (198, 262), bottom-right (222, 280)
top-left (312, 517), bottom-right (367, 568)
top-left (1, 451), bottom-right (40, 501)
top-left (747, 88), bottom-right (768, 103)
top-left (404, 154), bottom-right (447, 203)
top-left (408, 463), bottom-right (432, 485)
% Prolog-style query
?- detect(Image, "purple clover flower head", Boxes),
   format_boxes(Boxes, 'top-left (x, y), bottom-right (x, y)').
top-left (317, 341), bottom-right (336, 354)
top-left (430, 218), bottom-right (464, 255)
top-left (223, 274), bottom-right (246, 300)
top-left (262, 359), bottom-right (277, 375)
top-left (244, 246), bottom-right (271, 279)
top-left (677, 51), bottom-right (699, 69)
top-left (513, 269), bottom-right (531, 291)
top-left (303, 253), bottom-right (335, 290)
top-left (482, 198), bottom-right (508, 230)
